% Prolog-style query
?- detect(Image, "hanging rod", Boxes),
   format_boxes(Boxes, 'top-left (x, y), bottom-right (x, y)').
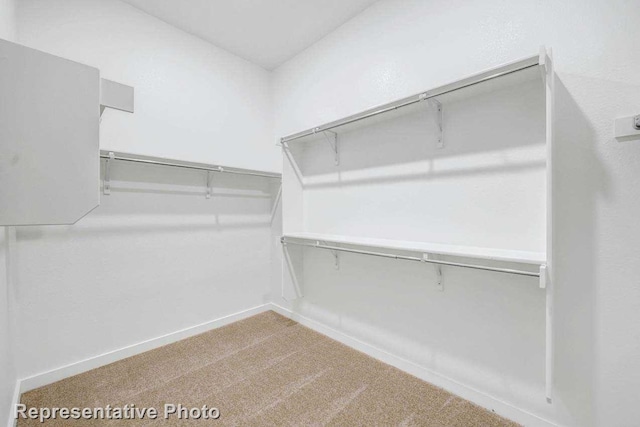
top-left (281, 238), bottom-right (540, 278)
top-left (100, 151), bottom-right (281, 179)
top-left (281, 54), bottom-right (542, 144)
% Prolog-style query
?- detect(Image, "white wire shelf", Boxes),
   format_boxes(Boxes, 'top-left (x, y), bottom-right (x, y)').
top-left (282, 232), bottom-right (545, 275)
top-left (280, 53), bottom-right (545, 146)
top-left (100, 150), bottom-right (282, 179)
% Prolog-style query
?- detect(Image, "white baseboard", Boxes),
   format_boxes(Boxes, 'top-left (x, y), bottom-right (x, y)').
top-left (18, 304), bottom-right (271, 394)
top-left (269, 303), bottom-right (560, 427)
top-left (11, 302), bottom-right (560, 427)
top-left (7, 380), bottom-right (20, 427)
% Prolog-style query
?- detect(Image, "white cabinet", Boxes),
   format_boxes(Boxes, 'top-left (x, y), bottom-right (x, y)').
top-left (0, 39), bottom-right (99, 225)
top-left (0, 39), bottom-right (133, 226)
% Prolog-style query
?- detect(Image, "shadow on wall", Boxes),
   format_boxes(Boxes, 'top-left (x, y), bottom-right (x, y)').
top-left (8, 161), bottom-right (278, 380)
top-left (15, 162), bottom-right (281, 239)
top-left (102, 160), bottom-right (274, 199)
top-left (552, 75), bottom-right (606, 426)
top-left (285, 78), bottom-right (546, 188)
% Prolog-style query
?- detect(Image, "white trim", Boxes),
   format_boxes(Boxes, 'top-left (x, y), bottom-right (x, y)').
top-left (269, 303), bottom-right (561, 427)
top-left (7, 380), bottom-right (21, 427)
top-left (11, 302), bottom-right (561, 427)
top-left (18, 304), bottom-right (271, 393)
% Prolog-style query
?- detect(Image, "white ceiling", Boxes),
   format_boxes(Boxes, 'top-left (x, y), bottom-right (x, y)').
top-left (120, 0), bottom-right (379, 70)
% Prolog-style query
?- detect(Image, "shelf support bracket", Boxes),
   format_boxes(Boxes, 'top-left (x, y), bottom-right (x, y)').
top-left (321, 130), bottom-right (339, 165)
top-left (430, 98), bottom-right (443, 149)
top-left (423, 253), bottom-right (444, 291)
top-left (282, 240), bottom-right (303, 301)
top-left (420, 94), bottom-right (443, 148)
top-left (539, 264), bottom-right (547, 289)
top-left (270, 182), bottom-right (282, 224)
top-left (330, 249), bottom-right (340, 270)
top-left (281, 140), bottom-right (304, 185)
top-left (315, 240), bottom-right (340, 270)
top-left (316, 240), bottom-right (339, 269)
top-left (206, 171), bottom-right (213, 199)
top-left (103, 151), bottom-right (115, 195)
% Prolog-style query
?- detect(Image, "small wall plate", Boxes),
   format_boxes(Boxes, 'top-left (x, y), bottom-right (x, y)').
top-left (615, 115), bottom-right (640, 139)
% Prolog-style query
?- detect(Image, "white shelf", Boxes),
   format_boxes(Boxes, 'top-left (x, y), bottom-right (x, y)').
top-left (100, 150), bottom-right (282, 179)
top-left (280, 48), bottom-right (554, 402)
top-left (283, 232), bottom-right (545, 266)
top-left (281, 53), bottom-right (545, 145)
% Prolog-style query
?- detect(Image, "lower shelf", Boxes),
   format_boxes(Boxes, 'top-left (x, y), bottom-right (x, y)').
top-left (282, 232), bottom-right (545, 265)
top-left (280, 232), bottom-right (553, 403)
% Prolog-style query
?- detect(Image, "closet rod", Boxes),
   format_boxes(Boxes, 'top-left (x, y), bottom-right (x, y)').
top-left (100, 152), bottom-right (281, 179)
top-left (281, 55), bottom-right (540, 144)
top-left (282, 238), bottom-right (540, 277)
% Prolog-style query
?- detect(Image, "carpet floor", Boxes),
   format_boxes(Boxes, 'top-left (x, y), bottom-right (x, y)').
top-left (18, 311), bottom-right (519, 426)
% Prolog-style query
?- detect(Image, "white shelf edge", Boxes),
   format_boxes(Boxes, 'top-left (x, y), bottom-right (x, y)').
top-left (283, 232), bottom-right (545, 266)
top-left (100, 79), bottom-right (134, 114)
top-left (281, 52), bottom-right (542, 144)
top-left (99, 149), bottom-right (282, 179)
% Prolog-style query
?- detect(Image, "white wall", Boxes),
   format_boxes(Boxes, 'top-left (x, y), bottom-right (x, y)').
top-left (0, 230), bottom-right (16, 427)
top-left (1, 2), bottom-right (18, 426)
top-left (11, 0), bottom-right (278, 382)
top-left (12, 165), bottom-right (276, 379)
top-left (272, 1), bottom-right (640, 426)
top-left (0, 0), bottom-right (15, 41)
top-left (295, 76), bottom-right (546, 252)
top-left (17, 0), bottom-right (279, 173)
top-left (7, 1), bottom-right (640, 426)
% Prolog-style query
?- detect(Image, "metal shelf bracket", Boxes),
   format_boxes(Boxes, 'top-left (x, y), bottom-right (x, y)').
top-left (423, 253), bottom-right (444, 291)
top-left (429, 98), bottom-right (444, 149)
top-left (315, 240), bottom-right (340, 270)
top-left (330, 248), bottom-right (340, 270)
top-left (103, 151), bottom-right (115, 195)
top-left (205, 167), bottom-right (223, 199)
top-left (281, 239), bottom-right (304, 301)
top-left (436, 264), bottom-right (443, 291)
top-left (206, 171), bottom-right (213, 199)
top-left (419, 93), bottom-right (443, 148)
top-left (270, 183), bottom-right (282, 223)
top-left (319, 129), bottom-right (339, 165)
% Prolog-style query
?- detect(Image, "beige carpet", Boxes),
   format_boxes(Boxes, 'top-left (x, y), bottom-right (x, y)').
top-left (18, 311), bottom-right (519, 426)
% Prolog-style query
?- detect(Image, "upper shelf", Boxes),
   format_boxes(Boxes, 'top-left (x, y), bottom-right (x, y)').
top-left (283, 232), bottom-right (545, 265)
top-left (100, 150), bottom-right (282, 180)
top-left (281, 51), bottom-right (546, 146)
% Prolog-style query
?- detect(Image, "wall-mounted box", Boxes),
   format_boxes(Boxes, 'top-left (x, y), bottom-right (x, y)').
top-left (0, 39), bottom-right (100, 225)
top-left (0, 39), bottom-right (134, 226)
top-left (614, 115), bottom-right (640, 140)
